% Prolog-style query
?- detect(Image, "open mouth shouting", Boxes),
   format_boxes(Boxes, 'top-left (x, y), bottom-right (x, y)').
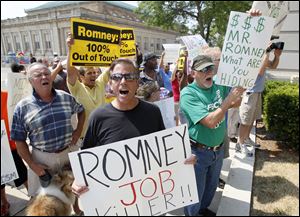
top-left (119, 89), bottom-right (130, 96)
top-left (41, 81), bottom-right (50, 86)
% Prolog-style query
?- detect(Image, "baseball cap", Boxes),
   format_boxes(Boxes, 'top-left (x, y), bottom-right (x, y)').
top-left (191, 54), bottom-right (214, 71)
top-left (53, 57), bottom-right (61, 62)
top-left (142, 53), bottom-right (159, 65)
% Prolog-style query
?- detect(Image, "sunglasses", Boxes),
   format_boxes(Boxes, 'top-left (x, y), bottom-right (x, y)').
top-left (195, 65), bottom-right (215, 73)
top-left (110, 73), bottom-right (139, 81)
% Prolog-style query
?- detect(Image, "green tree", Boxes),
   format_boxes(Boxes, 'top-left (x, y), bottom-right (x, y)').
top-left (135, 1), bottom-right (252, 47)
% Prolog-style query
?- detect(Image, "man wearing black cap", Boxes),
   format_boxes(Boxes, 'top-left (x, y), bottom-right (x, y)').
top-left (140, 53), bottom-right (164, 88)
top-left (180, 54), bottom-right (244, 216)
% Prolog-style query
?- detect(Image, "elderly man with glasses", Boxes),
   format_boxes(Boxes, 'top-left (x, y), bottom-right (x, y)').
top-left (10, 62), bottom-right (85, 214)
top-left (180, 54), bottom-right (244, 216)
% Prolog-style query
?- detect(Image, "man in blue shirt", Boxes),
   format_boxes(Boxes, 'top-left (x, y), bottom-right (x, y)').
top-left (237, 44), bottom-right (282, 156)
top-left (159, 51), bottom-right (173, 95)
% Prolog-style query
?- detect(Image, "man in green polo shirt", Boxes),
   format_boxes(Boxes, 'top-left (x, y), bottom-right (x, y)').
top-left (180, 54), bottom-right (244, 216)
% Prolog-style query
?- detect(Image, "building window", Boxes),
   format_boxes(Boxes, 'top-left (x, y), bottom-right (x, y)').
top-left (144, 37), bottom-right (149, 51)
top-left (25, 42), bottom-right (30, 51)
top-left (6, 36), bottom-right (12, 52)
top-left (23, 34), bottom-right (30, 51)
top-left (14, 35), bottom-right (21, 51)
top-left (33, 34), bottom-right (40, 50)
top-left (16, 42), bottom-right (21, 51)
top-left (156, 38), bottom-right (161, 51)
top-left (44, 33), bottom-right (51, 49)
top-left (7, 43), bottom-right (12, 52)
top-left (136, 36), bottom-right (142, 48)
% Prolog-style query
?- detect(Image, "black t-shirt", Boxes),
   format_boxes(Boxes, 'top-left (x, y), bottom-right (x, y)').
top-left (82, 100), bottom-right (165, 149)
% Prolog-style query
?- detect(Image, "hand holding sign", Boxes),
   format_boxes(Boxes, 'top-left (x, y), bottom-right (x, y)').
top-left (69, 125), bottom-right (198, 216)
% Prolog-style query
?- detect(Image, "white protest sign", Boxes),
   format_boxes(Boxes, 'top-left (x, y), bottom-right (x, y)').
top-left (162, 44), bottom-right (182, 64)
top-left (7, 73), bottom-right (32, 129)
top-left (154, 97), bottom-right (176, 129)
top-left (215, 11), bottom-right (275, 89)
top-left (180, 35), bottom-right (208, 61)
top-left (69, 125), bottom-right (198, 216)
top-left (1, 120), bottom-right (19, 185)
top-left (252, 1), bottom-right (289, 37)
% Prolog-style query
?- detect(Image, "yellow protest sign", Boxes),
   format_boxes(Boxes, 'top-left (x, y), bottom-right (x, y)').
top-left (120, 28), bottom-right (136, 58)
top-left (178, 56), bottom-right (185, 70)
top-left (71, 18), bottom-right (121, 67)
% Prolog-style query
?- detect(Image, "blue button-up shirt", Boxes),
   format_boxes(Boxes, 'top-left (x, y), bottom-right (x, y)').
top-left (11, 89), bottom-right (84, 152)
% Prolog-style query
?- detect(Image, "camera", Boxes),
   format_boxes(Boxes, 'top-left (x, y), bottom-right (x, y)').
top-left (266, 42), bottom-right (285, 53)
top-left (39, 169), bottom-right (52, 188)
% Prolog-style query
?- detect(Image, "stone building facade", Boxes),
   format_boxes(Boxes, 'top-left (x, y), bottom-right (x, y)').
top-left (1, 1), bottom-right (179, 59)
top-left (266, 1), bottom-right (299, 82)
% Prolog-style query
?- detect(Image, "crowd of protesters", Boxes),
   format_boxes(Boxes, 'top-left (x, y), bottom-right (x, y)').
top-left (1, 7), bottom-right (285, 217)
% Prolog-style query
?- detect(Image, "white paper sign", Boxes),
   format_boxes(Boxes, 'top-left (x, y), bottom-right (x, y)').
top-left (180, 35), bottom-right (208, 60)
top-left (154, 97), bottom-right (176, 129)
top-left (162, 44), bottom-right (182, 64)
top-left (252, 1), bottom-right (289, 37)
top-left (7, 73), bottom-right (32, 129)
top-left (1, 120), bottom-right (19, 185)
top-left (69, 125), bottom-right (198, 216)
top-left (216, 11), bottom-right (275, 89)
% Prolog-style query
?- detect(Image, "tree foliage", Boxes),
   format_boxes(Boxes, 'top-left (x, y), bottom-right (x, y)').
top-left (135, 1), bottom-right (252, 48)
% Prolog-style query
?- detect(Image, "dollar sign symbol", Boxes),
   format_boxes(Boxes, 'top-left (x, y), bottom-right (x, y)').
top-left (254, 17), bottom-right (265, 33)
top-left (242, 17), bottom-right (252, 30)
top-left (230, 14), bottom-right (240, 28)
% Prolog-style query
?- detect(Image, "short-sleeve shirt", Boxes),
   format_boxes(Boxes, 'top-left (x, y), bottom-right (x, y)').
top-left (140, 70), bottom-right (164, 88)
top-left (159, 69), bottom-right (172, 92)
top-left (180, 81), bottom-right (229, 147)
top-left (11, 89), bottom-right (84, 152)
top-left (172, 79), bottom-right (180, 102)
top-left (247, 72), bottom-right (266, 93)
top-left (82, 100), bottom-right (165, 149)
top-left (67, 69), bottom-right (110, 138)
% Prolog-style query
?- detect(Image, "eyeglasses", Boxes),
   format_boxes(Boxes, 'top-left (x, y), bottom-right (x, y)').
top-left (195, 65), bottom-right (215, 74)
top-left (110, 73), bottom-right (139, 81)
top-left (31, 72), bottom-right (51, 78)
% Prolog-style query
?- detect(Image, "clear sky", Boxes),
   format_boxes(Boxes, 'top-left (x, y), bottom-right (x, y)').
top-left (1, 1), bottom-right (139, 20)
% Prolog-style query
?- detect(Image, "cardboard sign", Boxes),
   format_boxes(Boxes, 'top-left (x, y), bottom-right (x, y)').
top-left (180, 35), bottom-right (208, 61)
top-left (215, 11), bottom-right (275, 89)
top-left (7, 73), bottom-right (32, 129)
top-left (71, 18), bottom-right (121, 66)
top-left (120, 28), bottom-right (136, 58)
top-left (162, 44), bottom-right (182, 64)
top-left (252, 1), bottom-right (289, 37)
top-left (1, 120), bottom-right (19, 185)
top-left (69, 125), bottom-right (198, 216)
top-left (154, 97), bottom-right (176, 129)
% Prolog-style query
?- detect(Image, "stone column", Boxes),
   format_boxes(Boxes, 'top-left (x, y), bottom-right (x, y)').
top-left (52, 26), bottom-right (61, 56)
top-left (18, 32), bottom-right (25, 52)
top-left (9, 33), bottom-right (16, 53)
top-left (1, 33), bottom-right (8, 55)
top-left (27, 30), bottom-right (34, 54)
top-left (39, 30), bottom-right (45, 55)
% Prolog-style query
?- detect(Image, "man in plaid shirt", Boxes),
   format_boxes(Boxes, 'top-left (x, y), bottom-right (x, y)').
top-left (11, 62), bottom-right (85, 200)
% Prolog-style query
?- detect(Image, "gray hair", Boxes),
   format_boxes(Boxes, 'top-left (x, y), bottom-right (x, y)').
top-left (109, 58), bottom-right (138, 74)
top-left (27, 62), bottom-right (51, 81)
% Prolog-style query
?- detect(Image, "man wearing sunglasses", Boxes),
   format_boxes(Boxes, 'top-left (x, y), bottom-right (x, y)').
top-left (72, 58), bottom-right (198, 200)
top-left (180, 54), bottom-right (244, 216)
